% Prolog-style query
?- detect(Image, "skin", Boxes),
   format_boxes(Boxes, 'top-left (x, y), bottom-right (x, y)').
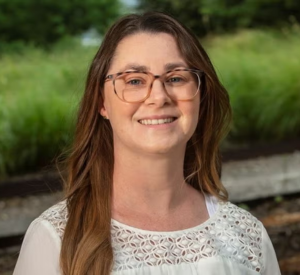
top-left (100, 32), bottom-right (209, 231)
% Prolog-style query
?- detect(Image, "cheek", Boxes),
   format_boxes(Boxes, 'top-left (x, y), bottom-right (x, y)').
top-left (103, 87), bottom-right (131, 118)
top-left (106, 101), bottom-right (139, 132)
top-left (183, 98), bottom-right (200, 120)
top-left (192, 96), bottom-right (201, 120)
top-left (182, 100), bottom-right (200, 135)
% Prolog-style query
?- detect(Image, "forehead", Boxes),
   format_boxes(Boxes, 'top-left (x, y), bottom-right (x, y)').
top-left (108, 32), bottom-right (187, 73)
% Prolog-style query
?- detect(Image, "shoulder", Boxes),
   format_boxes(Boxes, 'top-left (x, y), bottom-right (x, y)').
top-left (36, 200), bottom-right (69, 240)
top-left (13, 202), bottom-right (66, 275)
top-left (217, 200), bottom-right (262, 228)
top-left (215, 200), bottom-right (264, 241)
top-left (217, 202), bottom-right (281, 273)
top-left (216, 200), bottom-right (266, 240)
top-left (213, 200), bottom-right (267, 271)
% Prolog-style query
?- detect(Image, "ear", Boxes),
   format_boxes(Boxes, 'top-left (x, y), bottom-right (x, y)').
top-left (99, 96), bottom-right (109, 119)
top-left (99, 105), bottom-right (107, 116)
top-left (99, 104), bottom-right (109, 119)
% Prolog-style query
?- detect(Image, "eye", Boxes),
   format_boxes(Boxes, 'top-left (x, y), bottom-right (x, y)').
top-left (165, 74), bottom-right (188, 85)
top-left (167, 77), bottom-right (183, 83)
top-left (122, 72), bottom-right (148, 87)
top-left (127, 79), bottom-right (143, 85)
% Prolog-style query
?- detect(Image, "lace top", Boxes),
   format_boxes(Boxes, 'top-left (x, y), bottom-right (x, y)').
top-left (13, 196), bottom-right (281, 275)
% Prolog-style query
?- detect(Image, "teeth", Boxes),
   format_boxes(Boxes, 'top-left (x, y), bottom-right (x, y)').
top-left (139, 118), bottom-right (175, 125)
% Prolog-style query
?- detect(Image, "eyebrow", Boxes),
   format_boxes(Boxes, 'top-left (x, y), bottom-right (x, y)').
top-left (120, 62), bottom-right (187, 73)
top-left (164, 62), bottom-right (187, 71)
top-left (122, 63), bottom-right (149, 72)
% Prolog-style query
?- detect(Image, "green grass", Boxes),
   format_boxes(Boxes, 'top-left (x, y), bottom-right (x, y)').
top-left (0, 29), bottom-right (300, 178)
top-left (206, 27), bottom-right (300, 142)
top-left (0, 38), bottom-right (97, 178)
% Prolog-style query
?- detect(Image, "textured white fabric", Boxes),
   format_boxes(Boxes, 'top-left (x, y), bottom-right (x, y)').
top-left (13, 218), bottom-right (61, 275)
top-left (13, 196), bottom-right (281, 275)
top-left (203, 193), bottom-right (218, 217)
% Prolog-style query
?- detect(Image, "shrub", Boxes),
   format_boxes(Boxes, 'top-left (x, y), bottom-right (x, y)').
top-left (0, 38), bottom-right (95, 178)
top-left (207, 28), bottom-right (300, 142)
top-left (0, 0), bottom-right (122, 47)
top-left (138, 0), bottom-right (300, 37)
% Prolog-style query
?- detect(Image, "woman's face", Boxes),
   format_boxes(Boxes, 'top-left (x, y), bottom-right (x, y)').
top-left (100, 32), bottom-right (200, 155)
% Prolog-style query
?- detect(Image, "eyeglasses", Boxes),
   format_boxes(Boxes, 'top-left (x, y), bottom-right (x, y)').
top-left (105, 68), bottom-right (203, 103)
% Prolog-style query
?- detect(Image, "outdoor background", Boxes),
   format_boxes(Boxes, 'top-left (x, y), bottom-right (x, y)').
top-left (0, 0), bottom-right (300, 274)
top-left (0, 0), bottom-right (299, 178)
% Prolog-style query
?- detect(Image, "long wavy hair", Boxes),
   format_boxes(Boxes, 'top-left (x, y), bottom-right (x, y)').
top-left (60, 11), bottom-right (232, 275)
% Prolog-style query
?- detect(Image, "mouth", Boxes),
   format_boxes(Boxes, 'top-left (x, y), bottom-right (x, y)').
top-left (138, 117), bottom-right (177, 125)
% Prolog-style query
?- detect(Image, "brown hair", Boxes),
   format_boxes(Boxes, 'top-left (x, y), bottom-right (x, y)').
top-left (60, 11), bottom-right (232, 275)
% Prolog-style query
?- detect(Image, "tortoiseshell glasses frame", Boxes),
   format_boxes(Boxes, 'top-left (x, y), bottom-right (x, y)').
top-left (104, 68), bottom-right (204, 103)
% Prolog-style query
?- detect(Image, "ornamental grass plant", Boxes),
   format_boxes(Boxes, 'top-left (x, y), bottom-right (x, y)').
top-left (0, 38), bottom-right (97, 178)
top-left (207, 27), bottom-right (300, 142)
top-left (0, 29), bottom-right (300, 177)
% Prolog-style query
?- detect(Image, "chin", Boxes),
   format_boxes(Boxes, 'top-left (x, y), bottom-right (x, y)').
top-left (138, 141), bottom-right (185, 155)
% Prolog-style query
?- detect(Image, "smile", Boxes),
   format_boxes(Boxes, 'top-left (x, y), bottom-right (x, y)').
top-left (139, 117), bottom-right (176, 125)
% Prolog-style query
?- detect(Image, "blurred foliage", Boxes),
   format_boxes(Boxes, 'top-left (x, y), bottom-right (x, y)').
top-left (237, 203), bottom-right (250, 211)
top-left (0, 0), bottom-right (122, 47)
top-left (138, 0), bottom-right (300, 36)
top-left (207, 27), bottom-right (300, 142)
top-left (0, 37), bottom-right (95, 177)
top-left (274, 195), bottom-right (284, 203)
top-left (0, 29), bottom-right (299, 177)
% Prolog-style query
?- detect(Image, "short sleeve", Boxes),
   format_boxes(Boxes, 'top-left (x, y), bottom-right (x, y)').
top-left (261, 225), bottom-right (281, 275)
top-left (13, 218), bottom-right (62, 275)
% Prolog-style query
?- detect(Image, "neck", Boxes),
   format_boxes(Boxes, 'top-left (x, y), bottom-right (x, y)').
top-left (112, 144), bottom-right (189, 217)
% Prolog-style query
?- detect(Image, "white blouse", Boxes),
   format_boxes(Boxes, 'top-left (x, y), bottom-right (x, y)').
top-left (13, 195), bottom-right (281, 275)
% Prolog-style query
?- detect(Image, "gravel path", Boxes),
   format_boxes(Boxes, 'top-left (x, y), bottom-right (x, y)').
top-left (0, 246), bottom-right (19, 275)
top-left (0, 193), bottom-right (63, 275)
top-left (0, 192), bottom-right (63, 237)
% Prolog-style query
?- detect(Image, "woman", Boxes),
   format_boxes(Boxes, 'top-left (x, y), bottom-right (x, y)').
top-left (13, 12), bottom-right (281, 275)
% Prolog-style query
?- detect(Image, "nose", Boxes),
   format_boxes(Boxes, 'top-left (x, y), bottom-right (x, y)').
top-left (144, 78), bottom-right (172, 106)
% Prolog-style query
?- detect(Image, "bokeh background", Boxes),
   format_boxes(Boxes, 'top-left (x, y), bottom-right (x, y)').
top-left (0, 0), bottom-right (299, 178)
top-left (0, 0), bottom-right (300, 274)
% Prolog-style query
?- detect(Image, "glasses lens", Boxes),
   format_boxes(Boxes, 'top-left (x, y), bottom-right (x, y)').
top-left (164, 70), bottom-right (200, 100)
top-left (115, 72), bottom-right (150, 102)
